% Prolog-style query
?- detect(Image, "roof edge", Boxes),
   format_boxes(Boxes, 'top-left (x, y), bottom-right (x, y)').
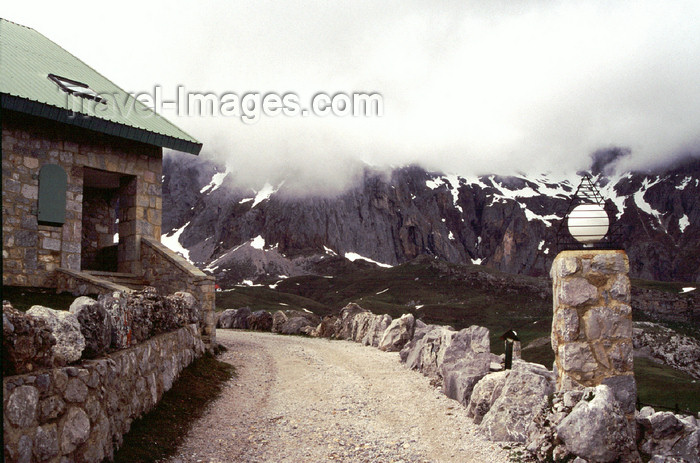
top-left (1, 94), bottom-right (202, 155)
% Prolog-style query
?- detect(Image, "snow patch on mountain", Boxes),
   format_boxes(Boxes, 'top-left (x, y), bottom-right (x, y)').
top-left (161, 222), bottom-right (191, 262)
top-left (425, 179), bottom-right (442, 190)
top-left (676, 176), bottom-right (693, 190)
top-left (324, 246), bottom-right (338, 256)
top-left (523, 208), bottom-right (561, 226)
top-left (252, 182), bottom-right (280, 208)
top-left (200, 168), bottom-right (229, 194)
top-left (441, 174), bottom-right (464, 213)
top-left (250, 235), bottom-right (265, 250)
top-left (490, 175), bottom-right (568, 199)
top-left (598, 173), bottom-right (628, 220)
top-left (634, 177), bottom-right (663, 225)
top-left (344, 252), bottom-right (393, 268)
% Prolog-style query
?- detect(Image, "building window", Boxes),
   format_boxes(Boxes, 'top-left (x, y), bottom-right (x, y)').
top-left (48, 73), bottom-right (106, 104)
top-left (38, 164), bottom-right (68, 225)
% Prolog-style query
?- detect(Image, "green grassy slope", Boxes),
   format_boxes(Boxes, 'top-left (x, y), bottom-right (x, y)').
top-left (216, 256), bottom-right (699, 413)
top-left (217, 257), bottom-right (553, 358)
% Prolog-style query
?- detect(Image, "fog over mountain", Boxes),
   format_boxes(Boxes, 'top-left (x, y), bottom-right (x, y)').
top-left (162, 151), bottom-right (700, 284)
top-left (5, 1), bottom-right (700, 194)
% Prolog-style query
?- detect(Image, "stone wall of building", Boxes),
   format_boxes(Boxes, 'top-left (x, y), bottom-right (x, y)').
top-left (2, 110), bottom-right (162, 287)
top-left (3, 324), bottom-right (204, 463)
top-left (550, 250), bottom-right (636, 415)
top-left (140, 237), bottom-right (216, 346)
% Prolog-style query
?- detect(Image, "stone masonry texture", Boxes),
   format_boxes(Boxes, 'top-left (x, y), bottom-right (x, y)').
top-left (3, 324), bottom-right (205, 463)
top-left (2, 110), bottom-right (162, 287)
top-left (3, 111), bottom-right (216, 347)
top-left (551, 250), bottom-right (636, 415)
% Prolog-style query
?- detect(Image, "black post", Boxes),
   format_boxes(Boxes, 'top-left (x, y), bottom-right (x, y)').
top-left (504, 339), bottom-right (513, 370)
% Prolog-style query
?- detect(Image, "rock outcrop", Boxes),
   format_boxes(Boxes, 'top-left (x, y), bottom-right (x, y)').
top-left (527, 385), bottom-right (641, 462)
top-left (378, 313), bottom-right (415, 352)
top-left (400, 324), bottom-right (458, 377)
top-left (98, 291), bottom-right (131, 349)
top-left (272, 310), bottom-right (288, 333)
top-left (217, 308), bottom-right (237, 329)
top-left (440, 326), bottom-right (494, 406)
top-left (637, 410), bottom-right (700, 461)
top-left (26, 305), bottom-right (85, 365)
top-left (2, 302), bottom-right (56, 375)
top-left (637, 408), bottom-right (700, 463)
top-left (633, 321), bottom-right (700, 379)
top-left (247, 310), bottom-right (273, 331)
top-left (468, 361), bottom-right (555, 443)
top-left (556, 386), bottom-right (639, 462)
top-left (69, 296), bottom-right (111, 359)
top-left (280, 316), bottom-right (313, 335)
top-left (167, 291), bottom-right (202, 328)
top-left (336, 303), bottom-right (370, 340)
top-left (231, 307), bottom-right (252, 329)
top-left (311, 315), bottom-right (339, 338)
top-left (362, 314), bottom-right (392, 347)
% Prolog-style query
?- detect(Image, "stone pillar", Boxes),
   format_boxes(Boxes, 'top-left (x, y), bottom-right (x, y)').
top-left (194, 277), bottom-right (217, 349)
top-left (551, 250), bottom-right (636, 414)
top-left (117, 175), bottom-right (138, 274)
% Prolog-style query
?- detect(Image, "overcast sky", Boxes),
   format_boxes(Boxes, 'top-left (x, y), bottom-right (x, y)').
top-left (5, 1), bottom-right (700, 192)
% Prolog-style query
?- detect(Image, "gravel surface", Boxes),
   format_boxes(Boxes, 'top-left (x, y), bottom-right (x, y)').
top-left (165, 330), bottom-right (515, 463)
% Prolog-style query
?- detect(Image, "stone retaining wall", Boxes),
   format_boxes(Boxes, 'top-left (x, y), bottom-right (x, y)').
top-left (3, 324), bottom-right (205, 463)
top-left (140, 237), bottom-right (216, 346)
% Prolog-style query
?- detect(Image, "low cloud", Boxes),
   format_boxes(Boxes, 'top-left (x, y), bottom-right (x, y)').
top-left (6, 0), bottom-right (700, 193)
top-left (180, 0), bottom-right (700, 191)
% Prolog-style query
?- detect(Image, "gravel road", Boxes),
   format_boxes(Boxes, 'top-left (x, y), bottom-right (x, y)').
top-left (166, 330), bottom-right (514, 463)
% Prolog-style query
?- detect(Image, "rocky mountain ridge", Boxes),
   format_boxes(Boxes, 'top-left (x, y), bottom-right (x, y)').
top-left (162, 153), bottom-right (700, 284)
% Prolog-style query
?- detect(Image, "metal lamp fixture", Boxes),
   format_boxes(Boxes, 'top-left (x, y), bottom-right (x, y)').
top-left (567, 203), bottom-right (610, 245)
top-left (555, 175), bottom-right (622, 251)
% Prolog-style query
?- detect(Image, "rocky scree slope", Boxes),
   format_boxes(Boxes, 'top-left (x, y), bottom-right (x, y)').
top-left (162, 153), bottom-right (700, 284)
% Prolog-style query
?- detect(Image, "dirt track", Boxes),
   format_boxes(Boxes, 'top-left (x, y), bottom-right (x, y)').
top-left (165, 330), bottom-right (513, 463)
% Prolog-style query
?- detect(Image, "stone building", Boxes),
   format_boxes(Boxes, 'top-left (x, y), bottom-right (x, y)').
top-left (1, 19), bottom-right (215, 343)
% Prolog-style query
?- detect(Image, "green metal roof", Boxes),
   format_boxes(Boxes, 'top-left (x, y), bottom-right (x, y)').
top-left (0, 18), bottom-right (202, 155)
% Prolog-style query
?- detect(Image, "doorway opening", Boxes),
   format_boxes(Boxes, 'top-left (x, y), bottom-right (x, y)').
top-left (81, 168), bottom-right (135, 272)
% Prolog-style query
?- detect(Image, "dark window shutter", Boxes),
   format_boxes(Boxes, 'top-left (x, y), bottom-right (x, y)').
top-left (38, 164), bottom-right (67, 225)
